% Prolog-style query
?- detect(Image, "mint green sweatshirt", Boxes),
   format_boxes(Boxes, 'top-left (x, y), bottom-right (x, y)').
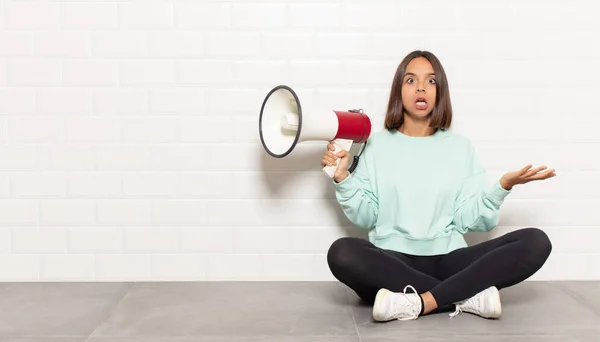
top-left (334, 128), bottom-right (512, 256)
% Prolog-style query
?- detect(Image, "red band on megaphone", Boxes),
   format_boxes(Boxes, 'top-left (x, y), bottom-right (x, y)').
top-left (333, 111), bottom-right (371, 143)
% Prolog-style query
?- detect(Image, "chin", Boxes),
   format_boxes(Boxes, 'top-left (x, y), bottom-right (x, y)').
top-left (406, 109), bottom-right (433, 119)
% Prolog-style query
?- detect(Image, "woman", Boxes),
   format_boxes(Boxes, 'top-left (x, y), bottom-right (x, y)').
top-left (322, 50), bottom-right (555, 322)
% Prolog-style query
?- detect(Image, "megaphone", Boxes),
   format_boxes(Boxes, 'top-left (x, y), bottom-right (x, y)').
top-left (259, 85), bottom-right (372, 178)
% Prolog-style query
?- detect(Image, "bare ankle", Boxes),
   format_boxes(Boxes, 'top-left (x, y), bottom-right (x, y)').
top-left (420, 292), bottom-right (438, 315)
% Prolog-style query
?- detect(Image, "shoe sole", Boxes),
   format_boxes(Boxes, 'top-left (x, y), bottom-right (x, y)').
top-left (372, 288), bottom-right (390, 322)
top-left (487, 286), bottom-right (502, 319)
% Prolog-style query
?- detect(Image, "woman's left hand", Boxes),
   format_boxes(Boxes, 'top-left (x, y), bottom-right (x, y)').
top-left (500, 164), bottom-right (556, 190)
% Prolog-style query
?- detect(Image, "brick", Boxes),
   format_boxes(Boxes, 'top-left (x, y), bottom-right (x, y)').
top-left (60, 2), bottom-right (118, 29)
top-left (148, 145), bottom-right (207, 171)
top-left (94, 88), bottom-right (149, 115)
top-left (0, 255), bottom-right (40, 280)
top-left (205, 32), bottom-right (260, 57)
top-left (205, 199), bottom-right (345, 227)
top-left (0, 145), bottom-right (37, 171)
top-left (120, 117), bottom-right (179, 143)
top-left (36, 88), bottom-right (93, 115)
top-left (178, 117), bottom-right (234, 143)
top-left (0, 228), bottom-right (10, 252)
top-left (288, 4), bottom-right (341, 28)
top-left (176, 60), bottom-right (233, 85)
top-left (11, 227), bottom-right (67, 253)
top-left (41, 254), bottom-right (95, 281)
top-left (11, 172), bottom-right (67, 198)
top-left (175, 2), bottom-right (231, 28)
top-left (4, 1), bottom-right (60, 29)
top-left (124, 227), bottom-right (179, 253)
top-left (39, 200), bottom-right (96, 226)
top-left (147, 31), bottom-right (204, 58)
top-left (180, 227), bottom-right (233, 253)
top-left (0, 89), bottom-right (35, 115)
top-left (316, 33), bottom-right (369, 58)
top-left (68, 227), bottom-right (123, 253)
top-left (122, 172), bottom-right (178, 197)
top-left (6, 59), bottom-right (61, 86)
top-left (118, 1), bottom-right (173, 29)
top-left (342, 4), bottom-right (402, 28)
top-left (289, 60), bottom-right (343, 86)
top-left (95, 254), bottom-right (150, 281)
top-left (34, 31), bottom-right (90, 57)
top-left (0, 31), bottom-right (34, 56)
top-left (96, 199), bottom-right (152, 226)
top-left (38, 145), bottom-right (94, 171)
top-left (67, 172), bottom-right (122, 197)
top-left (150, 254), bottom-right (208, 280)
top-left (7, 117), bottom-right (64, 143)
top-left (150, 87), bottom-right (206, 115)
top-left (204, 88), bottom-right (261, 116)
top-left (63, 60), bottom-right (119, 86)
top-left (119, 60), bottom-right (175, 85)
top-left (233, 61), bottom-right (288, 86)
top-left (499, 199), bottom-right (600, 227)
top-left (91, 31), bottom-right (146, 58)
top-left (206, 254), bottom-right (263, 281)
top-left (231, 3), bottom-right (286, 28)
top-left (0, 173), bottom-right (9, 198)
top-left (262, 32), bottom-right (316, 58)
top-left (152, 199), bottom-right (208, 226)
top-left (65, 117), bottom-right (120, 143)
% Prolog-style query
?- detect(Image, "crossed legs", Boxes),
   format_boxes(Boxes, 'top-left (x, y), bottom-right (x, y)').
top-left (327, 228), bottom-right (552, 318)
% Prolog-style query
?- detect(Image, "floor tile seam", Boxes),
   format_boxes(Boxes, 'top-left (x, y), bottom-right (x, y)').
top-left (83, 282), bottom-right (137, 342)
top-left (548, 281), bottom-right (600, 318)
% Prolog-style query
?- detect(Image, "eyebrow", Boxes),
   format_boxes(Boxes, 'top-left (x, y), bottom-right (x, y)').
top-left (405, 72), bottom-right (436, 77)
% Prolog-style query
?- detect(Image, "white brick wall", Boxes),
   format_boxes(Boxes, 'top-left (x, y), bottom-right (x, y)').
top-left (0, 0), bottom-right (598, 281)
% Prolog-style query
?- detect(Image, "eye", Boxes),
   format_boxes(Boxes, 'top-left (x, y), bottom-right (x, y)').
top-left (406, 78), bottom-right (414, 84)
top-left (428, 78), bottom-right (436, 84)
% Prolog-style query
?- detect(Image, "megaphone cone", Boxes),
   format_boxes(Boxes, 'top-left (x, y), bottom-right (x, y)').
top-left (259, 85), bottom-right (371, 178)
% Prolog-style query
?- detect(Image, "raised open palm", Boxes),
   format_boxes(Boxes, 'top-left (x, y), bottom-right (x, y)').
top-left (500, 164), bottom-right (556, 190)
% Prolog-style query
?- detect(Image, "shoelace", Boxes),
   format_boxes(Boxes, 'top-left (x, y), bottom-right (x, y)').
top-left (449, 306), bottom-right (462, 319)
top-left (394, 285), bottom-right (421, 320)
top-left (449, 292), bottom-right (483, 319)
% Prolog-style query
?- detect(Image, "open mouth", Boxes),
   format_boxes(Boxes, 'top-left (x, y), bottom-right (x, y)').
top-left (415, 97), bottom-right (428, 110)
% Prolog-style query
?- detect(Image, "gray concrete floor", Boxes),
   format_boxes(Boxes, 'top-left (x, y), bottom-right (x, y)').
top-left (0, 281), bottom-right (598, 341)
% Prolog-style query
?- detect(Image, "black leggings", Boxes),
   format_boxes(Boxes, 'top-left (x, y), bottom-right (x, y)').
top-left (327, 227), bottom-right (552, 311)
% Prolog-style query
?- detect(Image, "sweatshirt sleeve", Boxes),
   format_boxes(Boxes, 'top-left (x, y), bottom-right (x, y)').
top-left (452, 143), bottom-right (512, 234)
top-left (334, 145), bottom-right (378, 230)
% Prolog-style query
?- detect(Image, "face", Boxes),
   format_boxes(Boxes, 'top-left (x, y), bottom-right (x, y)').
top-left (401, 57), bottom-right (437, 119)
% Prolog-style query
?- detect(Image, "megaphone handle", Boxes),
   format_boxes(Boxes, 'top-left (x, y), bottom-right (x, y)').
top-left (323, 138), bottom-right (354, 178)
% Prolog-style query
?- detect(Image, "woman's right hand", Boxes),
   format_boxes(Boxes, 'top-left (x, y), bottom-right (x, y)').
top-left (321, 141), bottom-right (351, 182)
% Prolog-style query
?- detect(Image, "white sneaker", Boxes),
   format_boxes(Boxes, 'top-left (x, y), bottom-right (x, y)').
top-left (449, 286), bottom-right (501, 319)
top-left (372, 285), bottom-right (422, 322)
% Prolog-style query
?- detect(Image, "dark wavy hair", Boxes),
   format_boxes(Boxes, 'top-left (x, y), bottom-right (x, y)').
top-left (384, 50), bottom-right (453, 131)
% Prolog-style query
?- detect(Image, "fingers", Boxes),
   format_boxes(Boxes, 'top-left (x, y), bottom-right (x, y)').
top-left (528, 169), bottom-right (556, 181)
top-left (321, 151), bottom-right (340, 167)
top-left (519, 164), bottom-right (533, 174)
top-left (524, 165), bottom-right (547, 177)
top-left (336, 150), bottom-right (349, 158)
top-left (321, 156), bottom-right (337, 167)
top-left (322, 156), bottom-right (336, 167)
top-left (519, 167), bottom-right (556, 183)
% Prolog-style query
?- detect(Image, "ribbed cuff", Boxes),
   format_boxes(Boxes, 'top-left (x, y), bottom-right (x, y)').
top-left (488, 180), bottom-right (512, 205)
top-left (334, 172), bottom-right (357, 197)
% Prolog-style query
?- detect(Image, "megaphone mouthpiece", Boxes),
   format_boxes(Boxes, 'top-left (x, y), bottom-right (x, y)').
top-left (281, 113), bottom-right (299, 131)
